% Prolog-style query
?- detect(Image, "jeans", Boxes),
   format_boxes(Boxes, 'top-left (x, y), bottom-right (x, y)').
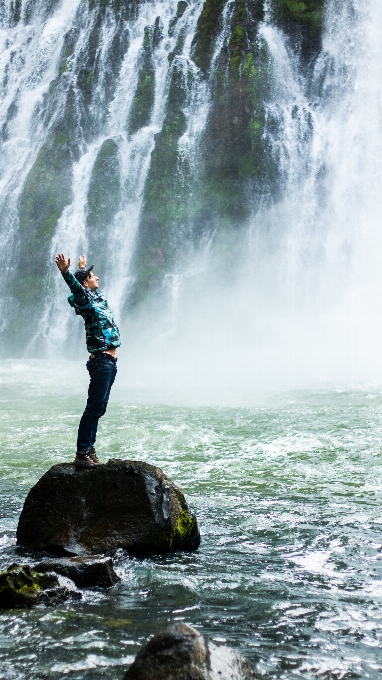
top-left (76, 353), bottom-right (117, 453)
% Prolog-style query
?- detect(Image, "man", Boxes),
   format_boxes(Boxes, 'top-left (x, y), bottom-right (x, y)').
top-left (55, 253), bottom-right (121, 464)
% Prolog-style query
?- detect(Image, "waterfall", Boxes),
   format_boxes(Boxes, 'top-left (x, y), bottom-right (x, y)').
top-left (1, 0), bottom-right (382, 381)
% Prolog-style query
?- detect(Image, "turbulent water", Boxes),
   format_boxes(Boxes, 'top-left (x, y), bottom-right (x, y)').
top-left (1, 362), bottom-right (382, 679)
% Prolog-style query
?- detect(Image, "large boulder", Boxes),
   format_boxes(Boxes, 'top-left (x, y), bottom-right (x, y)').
top-left (32, 555), bottom-right (120, 588)
top-left (0, 564), bottom-right (81, 608)
top-left (16, 459), bottom-right (200, 557)
top-left (123, 624), bottom-right (258, 680)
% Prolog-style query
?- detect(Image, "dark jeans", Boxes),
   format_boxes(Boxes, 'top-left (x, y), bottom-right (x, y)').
top-left (76, 354), bottom-right (117, 453)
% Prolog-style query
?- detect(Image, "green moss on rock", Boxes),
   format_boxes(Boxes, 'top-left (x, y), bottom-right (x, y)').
top-left (272, 0), bottom-right (324, 34)
top-left (194, 0), bottom-right (269, 231)
top-left (87, 138), bottom-right (121, 231)
top-left (0, 565), bottom-right (43, 608)
top-left (192, 0), bottom-right (227, 74)
top-left (140, 509), bottom-right (199, 554)
top-left (171, 510), bottom-right (199, 549)
top-left (168, 1), bottom-right (188, 36)
top-left (130, 60), bottom-right (192, 303)
top-left (128, 27), bottom-right (156, 136)
top-left (16, 132), bottom-right (73, 305)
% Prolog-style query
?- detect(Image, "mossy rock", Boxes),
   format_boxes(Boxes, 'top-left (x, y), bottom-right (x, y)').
top-left (86, 138), bottom-right (121, 251)
top-left (193, 0), bottom-right (270, 230)
top-left (128, 26), bottom-right (156, 135)
top-left (0, 564), bottom-right (81, 609)
top-left (168, 1), bottom-right (188, 36)
top-left (16, 130), bottom-right (73, 305)
top-left (192, 0), bottom-right (227, 74)
top-left (129, 59), bottom-right (192, 303)
top-left (17, 459), bottom-right (200, 557)
top-left (272, 0), bottom-right (324, 34)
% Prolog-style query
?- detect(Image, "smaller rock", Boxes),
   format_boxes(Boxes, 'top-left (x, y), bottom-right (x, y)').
top-left (123, 623), bottom-right (258, 680)
top-left (33, 555), bottom-right (120, 588)
top-left (0, 564), bottom-right (82, 608)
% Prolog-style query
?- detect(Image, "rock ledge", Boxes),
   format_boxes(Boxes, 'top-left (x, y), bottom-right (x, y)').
top-left (17, 459), bottom-right (200, 557)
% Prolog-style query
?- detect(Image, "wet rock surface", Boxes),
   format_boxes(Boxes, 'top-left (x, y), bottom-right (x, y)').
top-left (17, 459), bottom-right (200, 557)
top-left (32, 555), bottom-right (120, 588)
top-left (123, 623), bottom-right (258, 680)
top-left (0, 564), bottom-right (82, 608)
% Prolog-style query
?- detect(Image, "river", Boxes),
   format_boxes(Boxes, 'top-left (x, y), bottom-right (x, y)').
top-left (1, 360), bottom-right (381, 678)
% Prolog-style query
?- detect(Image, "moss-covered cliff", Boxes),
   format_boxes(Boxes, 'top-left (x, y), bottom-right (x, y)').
top-left (195, 0), bottom-right (269, 224)
top-left (129, 55), bottom-right (193, 304)
top-left (271, 0), bottom-right (325, 57)
top-left (129, 0), bottom-right (271, 303)
top-left (16, 130), bottom-right (74, 308)
top-left (86, 138), bottom-right (122, 276)
top-left (127, 0), bottom-right (327, 305)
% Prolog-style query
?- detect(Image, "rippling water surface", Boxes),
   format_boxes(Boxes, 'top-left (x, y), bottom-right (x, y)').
top-left (1, 361), bottom-right (382, 679)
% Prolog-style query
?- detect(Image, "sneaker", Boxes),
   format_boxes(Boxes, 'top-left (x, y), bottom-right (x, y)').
top-left (73, 452), bottom-right (96, 465)
top-left (88, 448), bottom-right (100, 464)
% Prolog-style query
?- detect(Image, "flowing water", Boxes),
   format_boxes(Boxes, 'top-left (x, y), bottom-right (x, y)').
top-left (1, 361), bottom-right (382, 679)
top-left (2, 0), bottom-right (382, 677)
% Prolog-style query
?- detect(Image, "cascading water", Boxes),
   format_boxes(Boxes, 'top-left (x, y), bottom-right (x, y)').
top-left (0, 0), bottom-right (381, 378)
top-left (0, 0), bottom-right (209, 353)
top-left (132, 0), bottom-right (382, 393)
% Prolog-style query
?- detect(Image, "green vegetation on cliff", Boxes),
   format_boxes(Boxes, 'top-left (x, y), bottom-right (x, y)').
top-left (128, 26), bottom-right (156, 135)
top-left (87, 138), bottom-right (121, 233)
top-left (193, 0), bottom-right (227, 74)
top-left (16, 131), bottom-right (73, 305)
top-left (272, 0), bottom-right (324, 34)
top-left (129, 0), bottom-right (271, 304)
top-left (130, 59), bottom-right (192, 303)
top-left (195, 0), bottom-right (269, 229)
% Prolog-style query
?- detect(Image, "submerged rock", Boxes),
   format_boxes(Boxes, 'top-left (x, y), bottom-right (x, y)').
top-left (0, 564), bottom-right (81, 608)
top-left (123, 623), bottom-right (258, 680)
top-left (17, 459), bottom-right (200, 557)
top-left (33, 555), bottom-right (120, 588)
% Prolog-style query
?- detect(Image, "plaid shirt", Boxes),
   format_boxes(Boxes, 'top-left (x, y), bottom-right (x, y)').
top-left (62, 271), bottom-right (121, 353)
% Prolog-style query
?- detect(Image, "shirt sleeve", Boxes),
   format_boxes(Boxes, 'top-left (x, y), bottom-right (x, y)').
top-left (61, 271), bottom-right (89, 307)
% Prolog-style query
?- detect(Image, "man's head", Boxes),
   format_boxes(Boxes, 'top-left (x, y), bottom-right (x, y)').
top-left (74, 265), bottom-right (99, 290)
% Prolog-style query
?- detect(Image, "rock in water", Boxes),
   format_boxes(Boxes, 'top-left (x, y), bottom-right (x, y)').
top-left (0, 564), bottom-right (82, 608)
top-left (32, 555), bottom-right (120, 588)
top-left (16, 459), bottom-right (200, 557)
top-left (123, 623), bottom-right (258, 680)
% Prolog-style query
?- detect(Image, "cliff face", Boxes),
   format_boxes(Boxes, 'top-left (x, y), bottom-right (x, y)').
top-left (0, 0), bottom-right (325, 348)
top-left (129, 0), bottom-right (325, 302)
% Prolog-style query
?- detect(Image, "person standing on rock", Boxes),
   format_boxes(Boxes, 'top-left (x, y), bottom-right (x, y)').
top-left (55, 253), bottom-right (121, 465)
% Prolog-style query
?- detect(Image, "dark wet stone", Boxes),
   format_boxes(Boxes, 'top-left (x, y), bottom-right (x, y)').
top-left (123, 623), bottom-right (258, 680)
top-left (33, 555), bottom-right (120, 588)
top-left (0, 564), bottom-right (82, 609)
top-left (16, 459), bottom-right (200, 557)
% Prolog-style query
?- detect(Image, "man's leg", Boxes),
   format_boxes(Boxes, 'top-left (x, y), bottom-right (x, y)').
top-left (76, 356), bottom-right (117, 457)
top-left (88, 360), bottom-right (117, 449)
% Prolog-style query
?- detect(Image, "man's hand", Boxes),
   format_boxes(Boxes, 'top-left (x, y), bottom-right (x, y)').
top-left (55, 253), bottom-right (70, 273)
top-left (78, 255), bottom-right (86, 269)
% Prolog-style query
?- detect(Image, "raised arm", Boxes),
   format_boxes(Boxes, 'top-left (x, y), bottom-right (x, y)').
top-left (55, 253), bottom-right (89, 305)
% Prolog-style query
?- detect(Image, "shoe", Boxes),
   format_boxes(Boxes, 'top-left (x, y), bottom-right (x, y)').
top-left (88, 448), bottom-right (100, 464)
top-left (73, 452), bottom-right (96, 465)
